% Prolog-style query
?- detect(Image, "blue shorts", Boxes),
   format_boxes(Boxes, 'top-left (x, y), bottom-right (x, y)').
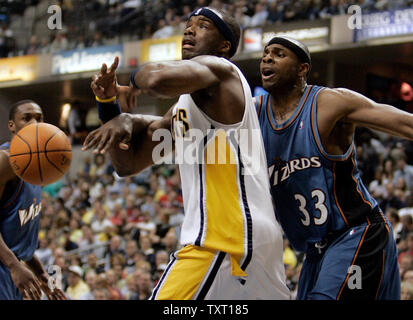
top-left (297, 216), bottom-right (400, 300)
top-left (0, 262), bottom-right (23, 300)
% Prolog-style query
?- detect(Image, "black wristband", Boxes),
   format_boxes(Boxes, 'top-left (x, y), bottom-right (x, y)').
top-left (130, 67), bottom-right (141, 89)
top-left (97, 100), bottom-right (122, 123)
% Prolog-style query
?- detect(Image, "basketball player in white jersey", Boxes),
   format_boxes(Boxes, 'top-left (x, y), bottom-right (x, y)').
top-left (83, 7), bottom-right (290, 300)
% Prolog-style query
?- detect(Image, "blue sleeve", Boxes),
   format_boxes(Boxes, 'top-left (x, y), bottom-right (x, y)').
top-left (255, 95), bottom-right (264, 119)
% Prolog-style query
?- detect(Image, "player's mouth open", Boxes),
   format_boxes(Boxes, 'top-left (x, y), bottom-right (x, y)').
top-left (182, 39), bottom-right (195, 49)
top-left (261, 68), bottom-right (275, 80)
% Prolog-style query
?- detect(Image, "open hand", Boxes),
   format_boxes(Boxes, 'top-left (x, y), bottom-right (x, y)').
top-left (10, 262), bottom-right (43, 300)
top-left (82, 113), bottom-right (134, 154)
top-left (37, 272), bottom-right (68, 300)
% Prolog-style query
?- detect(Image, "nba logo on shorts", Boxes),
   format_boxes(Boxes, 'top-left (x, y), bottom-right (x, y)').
top-left (299, 121), bottom-right (303, 130)
top-left (349, 228), bottom-right (355, 236)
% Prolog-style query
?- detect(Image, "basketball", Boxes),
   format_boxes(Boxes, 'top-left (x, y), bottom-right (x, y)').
top-left (9, 123), bottom-right (72, 186)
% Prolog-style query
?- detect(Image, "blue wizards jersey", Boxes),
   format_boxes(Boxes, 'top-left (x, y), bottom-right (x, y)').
top-left (255, 85), bottom-right (379, 252)
top-left (0, 142), bottom-right (42, 261)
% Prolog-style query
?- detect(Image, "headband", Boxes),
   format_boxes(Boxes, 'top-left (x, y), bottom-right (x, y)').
top-left (189, 7), bottom-right (238, 57)
top-left (266, 36), bottom-right (312, 71)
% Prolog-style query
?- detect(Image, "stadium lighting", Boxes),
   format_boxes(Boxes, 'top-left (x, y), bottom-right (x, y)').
top-left (60, 103), bottom-right (71, 127)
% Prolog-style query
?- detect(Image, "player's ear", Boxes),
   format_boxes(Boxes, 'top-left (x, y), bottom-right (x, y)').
top-left (298, 63), bottom-right (310, 78)
top-left (8, 120), bottom-right (16, 134)
top-left (219, 40), bottom-right (231, 57)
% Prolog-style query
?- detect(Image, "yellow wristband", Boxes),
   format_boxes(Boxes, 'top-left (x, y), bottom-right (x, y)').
top-left (95, 95), bottom-right (116, 103)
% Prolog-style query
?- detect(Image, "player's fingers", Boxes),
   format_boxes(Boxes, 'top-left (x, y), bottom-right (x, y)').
top-left (18, 286), bottom-right (30, 300)
top-left (83, 132), bottom-right (99, 150)
top-left (31, 281), bottom-right (43, 300)
top-left (44, 291), bottom-right (53, 300)
top-left (101, 63), bottom-right (107, 74)
top-left (109, 56), bottom-right (119, 73)
top-left (55, 289), bottom-right (67, 300)
top-left (119, 133), bottom-right (131, 150)
top-left (91, 82), bottom-right (104, 96)
top-left (100, 133), bottom-right (116, 154)
top-left (84, 136), bottom-right (100, 151)
top-left (118, 143), bottom-right (130, 150)
top-left (94, 131), bottom-right (110, 154)
top-left (24, 287), bottom-right (35, 300)
top-left (82, 131), bottom-right (94, 148)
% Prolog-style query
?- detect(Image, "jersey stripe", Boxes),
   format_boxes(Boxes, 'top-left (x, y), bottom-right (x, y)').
top-left (256, 95), bottom-right (263, 117)
top-left (336, 221), bottom-right (370, 299)
top-left (350, 156), bottom-right (373, 209)
top-left (267, 85), bottom-right (312, 131)
top-left (237, 145), bottom-right (253, 272)
top-left (203, 130), bottom-right (244, 258)
top-left (195, 251), bottom-right (226, 300)
top-left (334, 156), bottom-right (375, 226)
top-left (151, 246), bottom-right (225, 300)
top-left (332, 162), bottom-right (350, 227)
top-left (310, 87), bottom-right (354, 162)
top-left (195, 128), bottom-right (216, 246)
top-left (149, 252), bottom-right (177, 299)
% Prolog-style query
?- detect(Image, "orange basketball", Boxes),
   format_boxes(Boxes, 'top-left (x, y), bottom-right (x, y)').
top-left (9, 123), bottom-right (72, 186)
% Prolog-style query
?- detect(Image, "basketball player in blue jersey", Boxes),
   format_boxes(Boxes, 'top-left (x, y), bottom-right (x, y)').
top-left (254, 36), bottom-right (410, 300)
top-left (0, 100), bottom-right (67, 300)
top-left (83, 7), bottom-right (290, 300)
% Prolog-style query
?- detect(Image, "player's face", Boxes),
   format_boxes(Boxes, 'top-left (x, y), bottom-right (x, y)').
top-left (9, 103), bottom-right (44, 135)
top-left (182, 15), bottom-right (226, 60)
top-left (260, 44), bottom-right (300, 92)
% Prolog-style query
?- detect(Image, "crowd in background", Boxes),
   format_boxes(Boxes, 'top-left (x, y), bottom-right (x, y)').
top-left (34, 123), bottom-right (413, 300)
top-left (1, 0), bottom-right (413, 57)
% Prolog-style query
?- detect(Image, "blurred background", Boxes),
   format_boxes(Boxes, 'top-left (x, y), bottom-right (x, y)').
top-left (0, 0), bottom-right (413, 300)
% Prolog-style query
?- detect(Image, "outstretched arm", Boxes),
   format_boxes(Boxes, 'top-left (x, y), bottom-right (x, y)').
top-left (130, 55), bottom-right (232, 98)
top-left (319, 88), bottom-right (413, 140)
top-left (83, 107), bottom-right (173, 177)
top-left (83, 58), bottom-right (170, 176)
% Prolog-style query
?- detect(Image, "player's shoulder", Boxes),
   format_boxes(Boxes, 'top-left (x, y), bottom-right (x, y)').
top-left (0, 149), bottom-right (16, 184)
top-left (317, 87), bottom-right (361, 108)
top-left (190, 55), bottom-right (235, 77)
top-left (0, 149), bottom-right (9, 163)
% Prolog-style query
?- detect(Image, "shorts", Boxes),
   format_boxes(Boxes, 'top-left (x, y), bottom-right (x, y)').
top-left (0, 262), bottom-right (23, 300)
top-left (149, 244), bottom-right (291, 300)
top-left (297, 216), bottom-right (400, 300)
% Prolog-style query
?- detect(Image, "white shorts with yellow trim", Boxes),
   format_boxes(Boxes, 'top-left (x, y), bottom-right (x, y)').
top-left (149, 245), bottom-right (291, 300)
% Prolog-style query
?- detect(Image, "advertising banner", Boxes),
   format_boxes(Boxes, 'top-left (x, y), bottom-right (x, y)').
top-left (51, 44), bottom-right (123, 74)
top-left (0, 55), bottom-right (38, 82)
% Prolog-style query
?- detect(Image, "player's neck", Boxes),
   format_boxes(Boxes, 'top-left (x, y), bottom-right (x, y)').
top-left (269, 83), bottom-right (306, 119)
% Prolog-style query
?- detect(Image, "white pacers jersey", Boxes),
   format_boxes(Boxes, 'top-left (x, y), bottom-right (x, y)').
top-left (170, 59), bottom-right (289, 299)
